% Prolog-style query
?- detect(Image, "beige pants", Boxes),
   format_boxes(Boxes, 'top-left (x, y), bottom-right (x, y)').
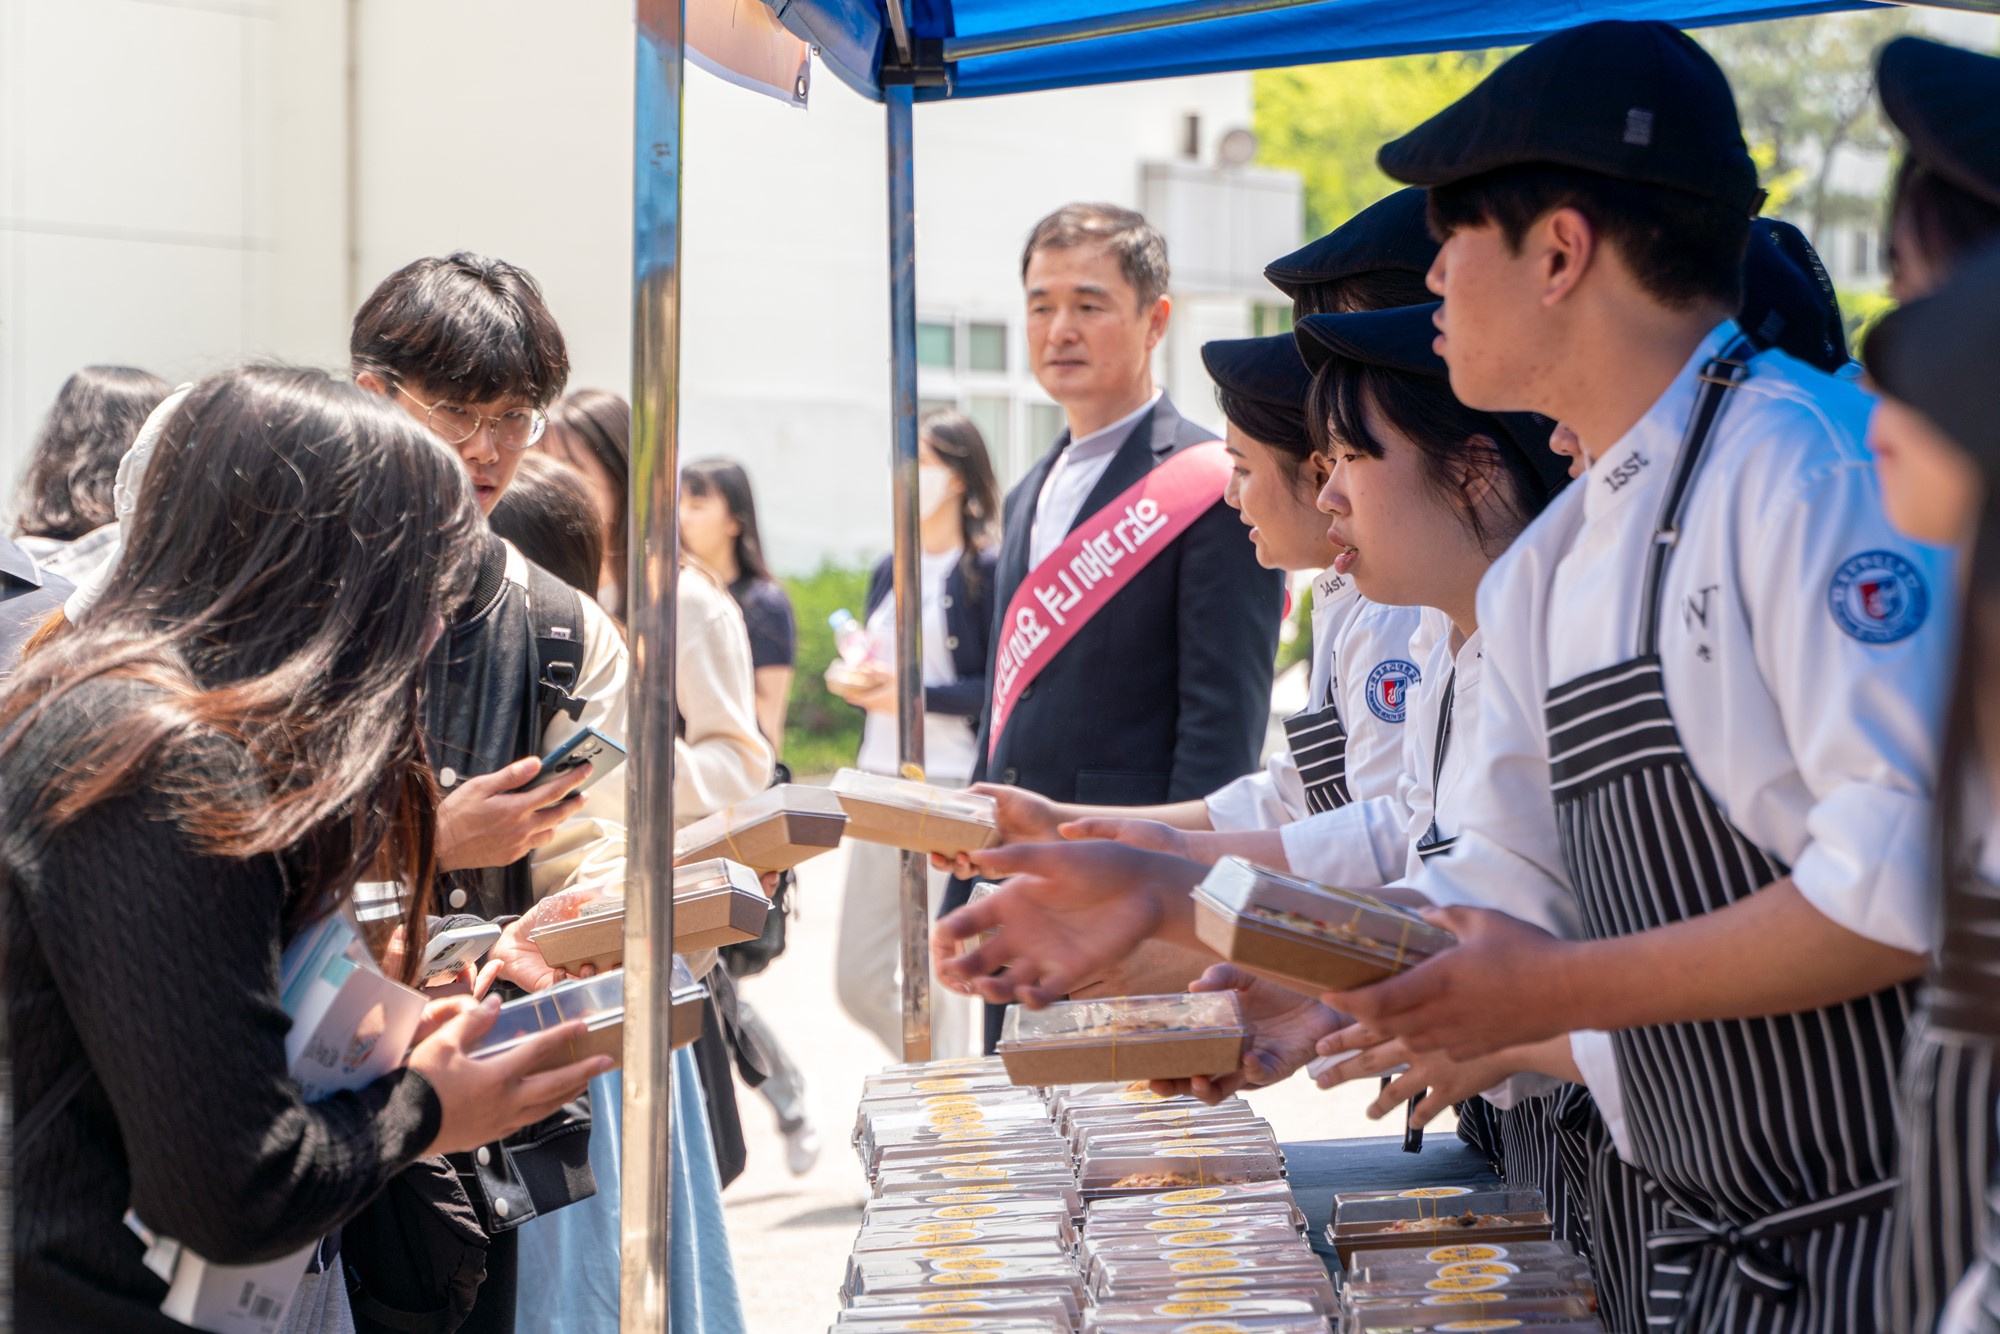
top-left (836, 836), bottom-right (980, 1060)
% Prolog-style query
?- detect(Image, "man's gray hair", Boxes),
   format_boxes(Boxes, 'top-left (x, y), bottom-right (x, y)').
top-left (1020, 203), bottom-right (1170, 308)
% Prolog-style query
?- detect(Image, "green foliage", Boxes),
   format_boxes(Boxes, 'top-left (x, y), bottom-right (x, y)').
top-left (780, 561), bottom-right (873, 778)
top-left (1275, 583), bottom-right (1314, 677)
top-left (1253, 52), bottom-right (1508, 237)
top-left (1697, 11), bottom-right (1912, 235)
top-left (1838, 286), bottom-right (1896, 349)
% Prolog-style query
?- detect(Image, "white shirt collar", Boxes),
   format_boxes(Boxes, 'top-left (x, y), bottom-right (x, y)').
top-left (1062, 389), bottom-right (1163, 463)
top-left (1581, 320), bottom-right (1739, 527)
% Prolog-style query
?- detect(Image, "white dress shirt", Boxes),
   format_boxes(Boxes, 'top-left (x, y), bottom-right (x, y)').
top-left (1028, 391), bottom-right (1163, 569)
top-left (1406, 322), bottom-right (1954, 1151)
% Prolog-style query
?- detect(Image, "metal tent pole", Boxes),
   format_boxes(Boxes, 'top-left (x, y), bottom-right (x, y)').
top-left (622, 0), bottom-right (684, 1328)
top-left (885, 81), bottom-right (932, 1064)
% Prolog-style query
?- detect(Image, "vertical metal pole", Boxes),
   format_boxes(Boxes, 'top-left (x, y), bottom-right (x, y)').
top-left (886, 83), bottom-right (931, 1065)
top-left (623, 1), bottom-right (683, 1329)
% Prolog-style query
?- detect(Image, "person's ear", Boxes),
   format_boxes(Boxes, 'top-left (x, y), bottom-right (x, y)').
top-left (1303, 451), bottom-right (1333, 494)
top-left (1541, 208), bottom-right (1595, 309)
top-left (356, 370), bottom-right (392, 398)
top-left (1144, 294), bottom-right (1172, 351)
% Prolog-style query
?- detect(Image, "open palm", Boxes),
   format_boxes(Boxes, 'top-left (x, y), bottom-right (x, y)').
top-left (933, 841), bottom-right (1204, 1007)
top-left (1150, 963), bottom-right (1344, 1103)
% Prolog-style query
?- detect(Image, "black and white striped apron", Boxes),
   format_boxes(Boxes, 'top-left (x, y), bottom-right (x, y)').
top-left (1888, 851), bottom-right (2000, 1333)
top-left (1545, 338), bottom-right (1910, 1331)
top-left (1283, 696), bottom-right (1351, 814)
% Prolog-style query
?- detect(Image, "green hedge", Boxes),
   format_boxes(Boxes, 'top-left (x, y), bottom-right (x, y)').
top-left (780, 562), bottom-right (874, 778)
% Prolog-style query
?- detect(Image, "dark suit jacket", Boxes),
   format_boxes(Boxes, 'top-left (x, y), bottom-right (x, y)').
top-left (0, 538), bottom-right (67, 673)
top-left (973, 394), bottom-right (1283, 805)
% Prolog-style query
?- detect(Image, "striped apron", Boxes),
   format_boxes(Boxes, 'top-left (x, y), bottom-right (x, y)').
top-left (1888, 849), bottom-right (2000, 1334)
top-left (1283, 695), bottom-right (1351, 814)
top-left (1545, 339), bottom-right (1910, 1332)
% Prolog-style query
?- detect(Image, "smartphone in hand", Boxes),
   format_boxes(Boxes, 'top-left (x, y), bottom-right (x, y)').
top-left (419, 922), bottom-right (504, 986)
top-left (520, 726), bottom-right (628, 794)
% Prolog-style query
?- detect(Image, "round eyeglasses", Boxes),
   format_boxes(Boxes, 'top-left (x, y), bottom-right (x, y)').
top-left (396, 383), bottom-right (547, 451)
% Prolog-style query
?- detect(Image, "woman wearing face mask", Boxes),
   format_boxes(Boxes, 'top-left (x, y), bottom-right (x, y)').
top-left (1870, 35), bottom-right (2000, 1334)
top-left (828, 410), bottom-right (1001, 1057)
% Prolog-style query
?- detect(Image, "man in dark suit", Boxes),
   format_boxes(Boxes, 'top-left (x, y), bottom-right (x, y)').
top-left (976, 203), bottom-right (1283, 808)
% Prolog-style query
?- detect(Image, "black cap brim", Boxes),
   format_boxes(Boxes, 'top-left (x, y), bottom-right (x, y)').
top-left (1739, 218), bottom-right (1848, 373)
top-left (1295, 304), bottom-right (1568, 497)
top-left (1879, 36), bottom-right (2000, 213)
top-left (1200, 334), bottom-right (1315, 421)
top-left (1264, 188), bottom-right (1438, 300)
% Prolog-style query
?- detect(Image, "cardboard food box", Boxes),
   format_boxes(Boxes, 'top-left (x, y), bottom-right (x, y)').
top-left (528, 896), bottom-right (626, 975)
top-left (831, 769), bottom-right (1001, 857)
top-left (672, 858), bottom-right (771, 950)
top-left (673, 784), bottom-right (849, 870)
top-left (1329, 1190), bottom-right (1555, 1269)
top-left (670, 956), bottom-right (708, 1051)
top-left (1192, 857), bottom-right (1456, 994)
top-left (470, 970), bottom-right (627, 1071)
top-left (996, 993), bottom-right (1247, 1088)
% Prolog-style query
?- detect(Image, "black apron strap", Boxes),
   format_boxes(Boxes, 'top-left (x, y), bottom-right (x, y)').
top-left (1636, 334), bottom-right (1756, 656)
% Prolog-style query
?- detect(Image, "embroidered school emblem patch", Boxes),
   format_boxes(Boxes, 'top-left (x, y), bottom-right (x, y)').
top-left (1365, 659), bottom-right (1421, 723)
top-left (1828, 550), bottom-right (1928, 645)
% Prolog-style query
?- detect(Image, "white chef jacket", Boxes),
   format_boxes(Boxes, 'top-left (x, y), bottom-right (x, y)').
top-left (1205, 571), bottom-right (1421, 863)
top-left (1408, 322), bottom-right (1953, 1150)
top-left (1028, 391), bottom-right (1163, 569)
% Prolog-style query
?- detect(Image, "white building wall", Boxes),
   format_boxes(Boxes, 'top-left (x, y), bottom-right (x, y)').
top-left (0, 0), bottom-right (1290, 573)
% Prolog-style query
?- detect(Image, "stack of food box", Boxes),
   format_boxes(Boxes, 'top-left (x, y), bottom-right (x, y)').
top-left (1330, 1187), bottom-right (1603, 1331)
top-left (836, 1057), bottom-right (1083, 1334)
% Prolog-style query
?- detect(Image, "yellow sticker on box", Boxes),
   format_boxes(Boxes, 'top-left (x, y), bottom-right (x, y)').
top-left (1159, 1188), bottom-right (1226, 1204)
top-left (1170, 1257), bottom-right (1244, 1274)
top-left (920, 1246), bottom-right (990, 1259)
top-left (1155, 1204), bottom-right (1226, 1218)
top-left (1400, 1186), bottom-right (1474, 1198)
top-left (1438, 1261), bottom-right (1520, 1278)
top-left (1427, 1244), bottom-right (1507, 1263)
top-left (1175, 1277), bottom-right (1252, 1290)
top-left (1161, 1230), bottom-right (1240, 1246)
top-left (933, 1204), bottom-right (1000, 1218)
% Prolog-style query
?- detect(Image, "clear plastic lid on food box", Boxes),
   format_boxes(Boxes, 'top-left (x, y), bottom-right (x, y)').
top-left (673, 784), bottom-right (848, 869)
top-left (1196, 858), bottom-right (1456, 967)
top-left (1085, 1179), bottom-right (1301, 1218)
top-left (1345, 1239), bottom-right (1582, 1273)
top-left (1090, 1252), bottom-right (1335, 1302)
top-left (1350, 1300), bottom-right (1602, 1331)
top-left (844, 1253), bottom-right (1086, 1300)
top-left (861, 1195), bottom-right (1074, 1231)
top-left (831, 1320), bottom-right (1068, 1334)
top-left (1084, 1201), bottom-right (1300, 1237)
top-left (1002, 993), bottom-right (1245, 1049)
top-left (469, 971), bottom-right (624, 1058)
top-left (848, 1216), bottom-right (1071, 1252)
top-left (1330, 1190), bottom-right (1554, 1262)
top-left (1345, 1274), bottom-right (1597, 1312)
top-left (673, 857), bottom-right (766, 900)
top-left (1082, 1296), bottom-right (1324, 1325)
top-left (832, 769), bottom-right (999, 826)
top-left (832, 1292), bottom-right (1077, 1326)
top-left (1077, 1153), bottom-right (1283, 1197)
top-left (1083, 1312), bottom-right (1328, 1334)
top-left (670, 954), bottom-right (701, 1001)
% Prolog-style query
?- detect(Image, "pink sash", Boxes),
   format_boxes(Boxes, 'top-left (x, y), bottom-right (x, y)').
top-left (987, 441), bottom-right (1232, 758)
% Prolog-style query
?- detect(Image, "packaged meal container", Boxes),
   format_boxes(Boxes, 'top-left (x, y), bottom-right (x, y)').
top-left (997, 993), bottom-right (1247, 1087)
top-left (830, 1320), bottom-right (1067, 1334)
top-left (1078, 1148), bottom-right (1282, 1198)
top-left (1091, 1253), bottom-right (1335, 1306)
top-left (1351, 1301), bottom-right (1603, 1332)
top-left (668, 858), bottom-right (772, 951)
top-left (1083, 1309), bottom-right (1328, 1334)
top-left (1330, 1190), bottom-right (1554, 1268)
top-left (673, 783), bottom-right (848, 870)
top-left (848, 1217), bottom-right (1071, 1253)
top-left (1192, 857), bottom-right (1456, 992)
top-left (669, 956), bottom-right (707, 1051)
top-left (525, 884), bottom-right (627, 975)
top-left (1347, 1239), bottom-right (1583, 1273)
top-left (845, 1254), bottom-right (1085, 1301)
top-left (830, 769), bottom-right (1001, 857)
top-left (1346, 1274), bottom-right (1597, 1312)
top-left (832, 1293), bottom-right (1076, 1327)
top-left (470, 970), bottom-right (624, 1069)
top-left (1082, 1296), bottom-right (1323, 1325)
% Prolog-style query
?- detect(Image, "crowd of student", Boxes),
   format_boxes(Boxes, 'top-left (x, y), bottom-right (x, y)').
top-left (5, 16), bottom-right (2000, 1334)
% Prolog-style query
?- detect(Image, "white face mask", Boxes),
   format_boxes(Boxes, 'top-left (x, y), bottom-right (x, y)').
top-left (917, 463), bottom-right (958, 520)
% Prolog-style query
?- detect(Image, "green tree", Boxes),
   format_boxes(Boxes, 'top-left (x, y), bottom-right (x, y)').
top-left (1696, 10), bottom-right (1913, 235)
top-left (1254, 52), bottom-right (1507, 237)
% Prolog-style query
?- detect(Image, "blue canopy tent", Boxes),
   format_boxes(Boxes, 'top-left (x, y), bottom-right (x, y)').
top-left (617, 1), bottom-right (1961, 1326)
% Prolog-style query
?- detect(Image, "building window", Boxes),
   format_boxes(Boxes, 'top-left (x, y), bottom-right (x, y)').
top-left (967, 322), bottom-right (1009, 373)
top-left (918, 321), bottom-right (956, 369)
top-left (966, 395), bottom-right (1012, 460)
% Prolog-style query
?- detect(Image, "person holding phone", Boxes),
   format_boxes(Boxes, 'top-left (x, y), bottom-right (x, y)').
top-left (0, 367), bottom-right (610, 1334)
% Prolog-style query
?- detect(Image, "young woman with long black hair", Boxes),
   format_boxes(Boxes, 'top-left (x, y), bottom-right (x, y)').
top-left (1, 366), bottom-right (609, 1334)
top-left (10, 365), bottom-right (170, 583)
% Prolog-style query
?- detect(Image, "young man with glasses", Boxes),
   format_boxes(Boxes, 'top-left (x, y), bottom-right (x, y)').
top-left (348, 251), bottom-right (633, 1334)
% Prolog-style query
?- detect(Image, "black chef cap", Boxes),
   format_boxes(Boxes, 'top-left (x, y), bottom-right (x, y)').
top-left (1263, 188), bottom-right (1439, 308)
top-left (1739, 218), bottom-right (1848, 373)
top-left (1879, 36), bottom-right (2000, 213)
top-left (1377, 21), bottom-right (1760, 218)
top-left (1200, 334), bottom-right (1316, 452)
top-left (1866, 241), bottom-right (2000, 482)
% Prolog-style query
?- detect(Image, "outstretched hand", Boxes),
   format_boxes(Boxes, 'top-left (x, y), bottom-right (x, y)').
top-left (932, 784), bottom-right (1068, 876)
top-left (1147, 963), bottom-right (1345, 1104)
top-left (931, 841), bottom-right (1205, 1007)
top-left (1314, 1020), bottom-right (1545, 1129)
top-left (1324, 905), bottom-right (1583, 1061)
top-left (1060, 817), bottom-right (1191, 859)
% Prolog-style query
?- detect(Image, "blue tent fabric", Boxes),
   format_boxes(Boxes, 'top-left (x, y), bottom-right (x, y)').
top-left (771, 0), bottom-right (1881, 102)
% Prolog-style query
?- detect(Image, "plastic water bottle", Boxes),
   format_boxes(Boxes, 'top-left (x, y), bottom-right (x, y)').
top-left (829, 609), bottom-right (872, 666)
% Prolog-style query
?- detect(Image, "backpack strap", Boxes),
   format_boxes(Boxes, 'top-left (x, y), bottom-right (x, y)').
top-left (524, 563), bottom-right (589, 742)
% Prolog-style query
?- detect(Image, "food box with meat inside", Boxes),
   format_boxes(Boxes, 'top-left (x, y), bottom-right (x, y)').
top-left (995, 993), bottom-right (1247, 1087)
top-left (830, 769), bottom-right (1002, 857)
top-left (1193, 857), bottom-right (1457, 993)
